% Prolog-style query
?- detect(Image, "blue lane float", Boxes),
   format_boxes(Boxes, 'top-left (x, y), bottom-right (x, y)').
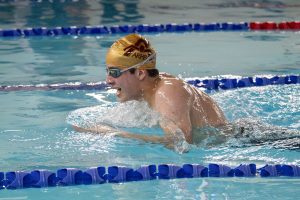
top-left (105, 165), bottom-right (156, 183)
top-left (2, 21), bottom-right (300, 38)
top-left (82, 167), bottom-right (106, 185)
top-left (30, 170), bottom-right (57, 188)
top-left (0, 82), bottom-right (107, 92)
top-left (187, 75), bottom-right (300, 91)
top-left (56, 168), bottom-right (83, 186)
top-left (0, 22), bottom-right (250, 38)
top-left (259, 164), bottom-right (300, 177)
top-left (0, 164), bottom-right (299, 190)
top-left (234, 164), bottom-right (256, 177)
top-left (208, 164), bottom-right (234, 177)
top-left (0, 172), bottom-right (4, 190)
top-left (0, 75), bottom-right (299, 92)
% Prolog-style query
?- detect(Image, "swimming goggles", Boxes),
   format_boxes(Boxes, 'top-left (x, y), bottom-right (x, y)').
top-left (106, 53), bottom-right (156, 78)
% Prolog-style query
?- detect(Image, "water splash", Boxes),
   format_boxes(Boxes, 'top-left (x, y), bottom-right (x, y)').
top-left (213, 84), bottom-right (300, 129)
top-left (66, 100), bottom-right (193, 153)
top-left (66, 100), bottom-right (161, 129)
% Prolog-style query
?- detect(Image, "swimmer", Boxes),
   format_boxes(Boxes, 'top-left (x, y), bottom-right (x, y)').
top-left (73, 33), bottom-right (229, 150)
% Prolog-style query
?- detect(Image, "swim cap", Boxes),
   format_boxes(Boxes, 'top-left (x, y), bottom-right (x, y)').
top-left (106, 34), bottom-right (156, 70)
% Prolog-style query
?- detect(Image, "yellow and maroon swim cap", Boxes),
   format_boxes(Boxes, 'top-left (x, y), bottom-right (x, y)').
top-left (106, 34), bottom-right (156, 70)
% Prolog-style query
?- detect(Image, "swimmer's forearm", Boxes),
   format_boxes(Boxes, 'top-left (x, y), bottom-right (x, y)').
top-left (72, 125), bottom-right (115, 134)
top-left (74, 125), bottom-right (178, 150)
top-left (118, 132), bottom-right (176, 150)
top-left (73, 125), bottom-right (165, 143)
top-left (73, 125), bottom-right (90, 132)
top-left (117, 132), bottom-right (167, 144)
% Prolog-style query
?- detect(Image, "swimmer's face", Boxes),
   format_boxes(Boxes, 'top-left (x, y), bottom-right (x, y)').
top-left (106, 67), bottom-right (141, 102)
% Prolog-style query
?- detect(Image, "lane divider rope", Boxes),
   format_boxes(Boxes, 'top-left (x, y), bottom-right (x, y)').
top-left (0, 75), bottom-right (299, 92)
top-left (0, 21), bottom-right (300, 37)
top-left (0, 82), bottom-right (107, 92)
top-left (1, 163), bottom-right (299, 190)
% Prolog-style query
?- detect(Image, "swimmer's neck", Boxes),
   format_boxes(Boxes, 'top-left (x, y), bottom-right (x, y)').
top-left (138, 73), bottom-right (178, 106)
top-left (139, 75), bottom-right (161, 105)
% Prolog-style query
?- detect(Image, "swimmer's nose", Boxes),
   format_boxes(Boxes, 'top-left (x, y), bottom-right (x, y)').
top-left (106, 75), bottom-right (114, 86)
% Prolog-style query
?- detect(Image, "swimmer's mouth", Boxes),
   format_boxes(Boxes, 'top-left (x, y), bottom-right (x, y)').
top-left (106, 87), bottom-right (121, 96)
top-left (116, 88), bottom-right (121, 96)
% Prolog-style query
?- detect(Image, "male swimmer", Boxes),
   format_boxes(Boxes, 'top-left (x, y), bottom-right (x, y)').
top-left (73, 33), bottom-right (230, 150)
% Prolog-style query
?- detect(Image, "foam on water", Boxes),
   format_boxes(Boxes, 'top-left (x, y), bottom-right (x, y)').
top-left (66, 93), bottom-right (192, 153)
top-left (66, 84), bottom-right (300, 152)
top-left (213, 84), bottom-right (300, 128)
top-left (211, 84), bottom-right (300, 150)
top-left (66, 100), bottom-right (161, 129)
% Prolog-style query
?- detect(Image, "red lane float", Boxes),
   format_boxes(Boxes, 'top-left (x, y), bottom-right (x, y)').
top-left (250, 21), bottom-right (300, 30)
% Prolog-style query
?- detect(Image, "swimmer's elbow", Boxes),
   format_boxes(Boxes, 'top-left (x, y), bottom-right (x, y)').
top-left (184, 134), bottom-right (193, 144)
top-left (182, 129), bottom-right (193, 144)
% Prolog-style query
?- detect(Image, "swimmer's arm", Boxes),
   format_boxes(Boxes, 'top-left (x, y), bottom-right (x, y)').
top-left (72, 125), bottom-right (114, 134)
top-left (116, 131), bottom-right (170, 144)
top-left (117, 132), bottom-right (177, 150)
top-left (153, 86), bottom-right (193, 144)
top-left (73, 125), bottom-right (174, 147)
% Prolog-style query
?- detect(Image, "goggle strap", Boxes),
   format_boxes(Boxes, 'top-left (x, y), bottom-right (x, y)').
top-left (120, 53), bottom-right (156, 73)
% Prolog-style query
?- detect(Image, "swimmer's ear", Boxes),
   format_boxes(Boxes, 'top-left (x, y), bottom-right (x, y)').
top-left (136, 69), bottom-right (146, 80)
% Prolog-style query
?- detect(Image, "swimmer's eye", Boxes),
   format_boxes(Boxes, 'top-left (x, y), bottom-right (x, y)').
top-left (106, 68), bottom-right (122, 78)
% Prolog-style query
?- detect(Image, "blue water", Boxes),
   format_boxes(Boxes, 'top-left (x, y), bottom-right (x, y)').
top-left (1, 32), bottom-right (300, 85)
top-left (0, 0), bottom-right (300, 199)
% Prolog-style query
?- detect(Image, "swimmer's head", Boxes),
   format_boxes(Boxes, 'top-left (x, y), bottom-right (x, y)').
top-left (106, 34), bottom-right (156, 70)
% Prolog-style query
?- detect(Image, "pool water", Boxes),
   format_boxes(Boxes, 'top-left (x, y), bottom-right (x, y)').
top-left (1, 32), bottom-right (300, 86)
top-left (0, 0), bottom-right (300, 199)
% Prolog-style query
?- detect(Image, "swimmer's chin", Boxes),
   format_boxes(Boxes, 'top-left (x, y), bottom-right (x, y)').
top-left (117, 96), bottom-right (141, 103)
top-left (115, 94), bottom-right (128, 102)
top-left (107, 89), bottom-right (125, 102)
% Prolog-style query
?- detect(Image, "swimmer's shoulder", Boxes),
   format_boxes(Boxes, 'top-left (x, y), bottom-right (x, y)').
top-left (159, 72), bottom-right (174, 78)
top-left (159, 73), bottom-right (186, 86)
top-left (159, 73), bottom-right (204, 95)
top-left (157, 73), bottom-right (192, 97)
